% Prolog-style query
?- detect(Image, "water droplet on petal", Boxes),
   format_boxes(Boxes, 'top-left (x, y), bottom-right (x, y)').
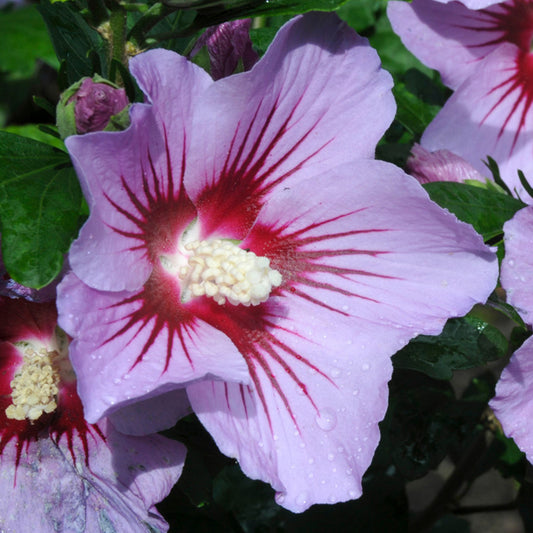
top-left (352, 389), bottom-right (359, 396)
top-left (361, 363), bottom-right (370, 371)
top-left (315, 408), bottom-right (337, 431)
top-left (349, 490), bottom-right (358, 498)
top-left (508, 259), bottom-right (515, 267)
top-left (113, 377), bottom-right (121, 385)
top-left (331, 367), bottom-right (341, 378)
top-left (327, 453), bottom-right (335, 461)
top-left (308, 458), bottom-right (314, 465)
top-left (296, 493), bottom-right (308, 507)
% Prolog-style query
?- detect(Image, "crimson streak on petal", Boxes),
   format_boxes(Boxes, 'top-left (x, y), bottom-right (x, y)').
top-left (195, 93), bottom-right (332, 239)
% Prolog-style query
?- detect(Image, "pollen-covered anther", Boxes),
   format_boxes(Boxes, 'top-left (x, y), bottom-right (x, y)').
top-left (5, 346), bottom-right (61, 422)
top-left (179, 239), bottom-right (282, 306)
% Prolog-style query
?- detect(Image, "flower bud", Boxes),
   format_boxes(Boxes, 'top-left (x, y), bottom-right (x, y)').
top-left (190, 19), bottom-right (259, 80)
top-left (56, 76), bottom-right (129, 138)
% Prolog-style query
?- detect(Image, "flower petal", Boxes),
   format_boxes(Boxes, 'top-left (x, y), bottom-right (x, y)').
top-left (388, 0), bottom-right (508, 89)
top-left (184, 12), bottom-right (395, 239)
top-left (490, 337), bottom-right (533, 463)
top-left (66, 50), bottom-right (213, 292)
top-left (188, 160), bottom-right (497, 511)
top-left (109, 388), bottom-right (191, 436)
top-left (57, 272), bottom-right (250, 424)
top-left (0, 418), bottom-right (185, 532)
top-left (421, 43), bottom-right (533, 199)
top-left (501, 206), bottom-right (533, 324)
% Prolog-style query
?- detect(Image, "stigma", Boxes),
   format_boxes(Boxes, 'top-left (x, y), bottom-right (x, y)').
top-left (178, 239), bottom-right (282, 306)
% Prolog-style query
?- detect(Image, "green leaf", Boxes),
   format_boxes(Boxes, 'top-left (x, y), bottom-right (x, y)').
top-left (166, 0), bottom-right (347, 29)
top-left (393, 316), bottom-right (508, 380)
top-left (0, 132), bottom-right (81, 288)
top-left (393, 81), bottom-right (441, 137)
top-left (1, 124), bottom-right (65, 151)
top-left (423, 181), bottom-right (526, 243)
top-left (37, 1), bottom-right (107, 86)
top-left (0, 6), bottom-right (58, 78)
top-left (337, 0), bottom-right (383, 33)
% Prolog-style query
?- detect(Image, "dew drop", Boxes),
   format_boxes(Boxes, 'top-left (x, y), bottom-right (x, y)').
top-left (308, 458), bottom-right (315, 465)
top-left (315, 408), bottom-right (337, 431)
top-left (275, 493), bottom-right (285, 504)
top-left (273, 434), bottom-right (279, 441)
top-left (331, 368), bottom-right (341, 378)
top-left (508, 259), bottom-right (515, 267)
top-left (361, 363), bottom-right (370, 371)
top-left (349, 490), bottom-right (358, 498)
top-left (328, 495), bottom-right (336, 503)
top-left (113, 378), bottom-right (121, 385)
top-left (327, 453), bottom-right (335, 461)
top-left (296, 493), bottom-right (308, 507)
top-left (352, 389), bottom-right (359, 396)
top-left (308, 472), bottom-right (314, 479)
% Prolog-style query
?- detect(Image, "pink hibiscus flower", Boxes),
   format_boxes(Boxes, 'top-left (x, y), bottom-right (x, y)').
top-left (57, 13), bottom-right (497, 511)
top-left (388, 0), bottom-right (533, 200)
top-left (0, 297), bottom-right (185, 531)
top-left (490, 206), bottom-right (533, 460)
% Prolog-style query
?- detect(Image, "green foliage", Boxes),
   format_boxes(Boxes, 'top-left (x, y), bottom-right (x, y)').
top-left (393, 317), bottom-right (508, 380)
top-left (37, 1), bottom-right (107, 87)
top-left (0, 132), bottom-right (81, 288)
top-left (424, 181), bottom-right (527, 243)
top-left (0, 6), bottom-right (58, 78)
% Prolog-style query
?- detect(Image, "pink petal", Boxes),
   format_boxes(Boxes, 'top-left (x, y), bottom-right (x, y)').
top-left (436, 0), bottom-right (504, 7)
top-left (184, 12), bottom-right (395, 240)
top-left (501, 206), bottom-right (533, 324)
top-left (421, 43), bottom-right (533, 200)
top-left (57, 272), bottom-right (250, 424)
top-left (66, 51), bottom-right (213, 292)
top-left (0, 419), bottom-right (185, 531)
top-left (388, 0), bottom-right (516, 89)
top-left (188, 160), bottom-right (497, 511)
top-left (109, 388), bottom-right (191, 436)
top-left (490, 337), bottom-right (533, 463)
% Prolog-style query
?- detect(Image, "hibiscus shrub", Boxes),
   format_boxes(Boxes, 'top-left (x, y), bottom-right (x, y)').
top-left (1, 0), bottom-right (532, 532)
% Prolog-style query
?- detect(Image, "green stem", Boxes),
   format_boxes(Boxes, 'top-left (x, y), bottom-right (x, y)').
top-left (109, 6), bottom-right (127, 72)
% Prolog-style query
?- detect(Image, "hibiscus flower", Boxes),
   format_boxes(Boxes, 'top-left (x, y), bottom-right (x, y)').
top-left (388, 0), bottom-right (533, 200)
top-left (57, 13), bottom-right (497, 511)
top-left (490, 206), bottom-right (533, 460)
top-left (0, 296), bottom-right (185, 531)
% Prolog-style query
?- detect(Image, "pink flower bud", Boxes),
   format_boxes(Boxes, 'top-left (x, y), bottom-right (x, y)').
top-left (190, 19), bottom-right (259, 80)
top-left (72, 78), bottom-right (129, 133)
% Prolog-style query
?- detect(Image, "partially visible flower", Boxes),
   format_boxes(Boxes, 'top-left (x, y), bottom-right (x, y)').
top-left (408, 144), bottom-right (487, 184)
top-left (190, 19), bottom-right (258, 80)
top-left (434, 0), bottom-right (505, 7)
top-left (0, 297), bottom-right (185, 532)
top-left (57, 76), bottom-right (129, 138)
top-left (58, 14), bottom-right (498, 512)
top-left (490, 206), bottom-right (533, 460)
top-left (388, 0), bottom-right (533, 200)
